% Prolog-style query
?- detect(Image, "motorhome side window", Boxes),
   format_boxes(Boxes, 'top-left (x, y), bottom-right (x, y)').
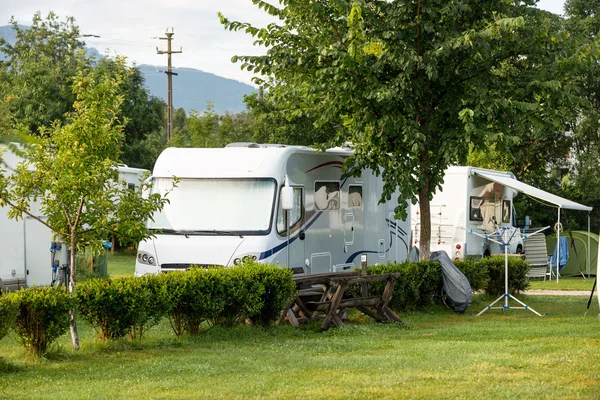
top-left (127, 183), bottom-right (136, 191)
top-left (277, 187), bottom-right (303, 235)
top-left (348, 185), bottom-right (363, 208)
top-left (469, 196), bottom-right (484, 221)
top-left (502, 200), bottom-right (511, 223)
top-left (315, 182), bottom-right (340, 210)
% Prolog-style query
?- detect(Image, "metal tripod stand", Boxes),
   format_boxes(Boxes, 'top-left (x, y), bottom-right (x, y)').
top-left (465, 226), bottom-right (548, 316)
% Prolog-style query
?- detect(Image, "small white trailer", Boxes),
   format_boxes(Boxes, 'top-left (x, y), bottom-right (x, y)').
top-left (411, 166), bottom-right (523, 261)
top-left (135, 143), bottom-right (411, 276)
top-left (0, 144), bottom-right (148, 290)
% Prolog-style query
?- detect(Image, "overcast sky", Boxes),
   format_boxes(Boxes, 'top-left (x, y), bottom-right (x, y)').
top-left (0, 0), bottom-right (567, 86)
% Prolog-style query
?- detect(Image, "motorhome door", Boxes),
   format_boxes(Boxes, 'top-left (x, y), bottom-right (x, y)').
top-left (277, 186), bottom-right (306, 274)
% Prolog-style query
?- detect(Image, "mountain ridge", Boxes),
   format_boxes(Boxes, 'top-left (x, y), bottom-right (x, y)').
top-left (0, 25), bottom-right (255, 115)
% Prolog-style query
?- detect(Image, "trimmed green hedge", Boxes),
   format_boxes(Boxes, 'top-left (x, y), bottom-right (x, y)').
top-left (354, 255), bottom-right (531, 312)
top-left (237, 261), bottom-right (296, 328)
top-left (76, 274), bottom-right (172, 340)
top-left (351, 261), bottom-right (442, 312)
top-left (477, 255), bottom-right (530, 296)
top-left (0, 293), bottom-right (17, 343)
top-left (167, 262), bottom-right (296, 335)
top-left (75, 262), bottom-right (296, 339)
top-left (454, 258), bottom-right (489, 292)
top-left (12, 286), bottom-right (74, 356)
top-left (166, 267), bottom-right (231, 336)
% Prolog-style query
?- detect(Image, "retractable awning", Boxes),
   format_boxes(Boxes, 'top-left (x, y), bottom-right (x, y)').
top-left (474, 170), bottom-right (593, 281)
top-left (473, 171), bottom-right (592, 212)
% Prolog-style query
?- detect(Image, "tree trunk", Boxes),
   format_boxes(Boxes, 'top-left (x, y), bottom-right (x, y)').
top-left (69, 235), bottom-right (80, 350)
top-left (418, 183), bottom-right (431, 261)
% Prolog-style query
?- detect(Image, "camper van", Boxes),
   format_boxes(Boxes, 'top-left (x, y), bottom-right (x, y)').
top-left (0, 144), bottom-right (148, 290)
top-left (411, 166), bottom-right (523, 261)
top-left (134, 144), bottom-right (411, 276)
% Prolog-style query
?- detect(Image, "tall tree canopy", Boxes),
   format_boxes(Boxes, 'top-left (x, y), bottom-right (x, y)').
top-left (0, 12), bottom-right (167, 169)
top-left (0, 11), bottom-right (84, 134)
top-left (244, 91), bottom-right (341, 146)
top-left (221, 0), bottom-right (588, 258)
top-left (560, 0), bottom-right (600, 231)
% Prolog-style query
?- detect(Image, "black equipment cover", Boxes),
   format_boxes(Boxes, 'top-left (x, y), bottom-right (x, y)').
top-left (430, 251), bottom-right (473, 314)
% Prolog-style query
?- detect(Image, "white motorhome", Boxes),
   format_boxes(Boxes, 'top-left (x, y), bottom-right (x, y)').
top-left (135, 143), bottom-right (411, 276)
top-left (0, 144), bottom-right (148, 290)
top-left (411, 166), bottom-right (523, 261)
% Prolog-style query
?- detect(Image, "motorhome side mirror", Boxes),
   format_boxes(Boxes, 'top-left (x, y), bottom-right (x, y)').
top-left (281, 186), bottom-right (294, 210)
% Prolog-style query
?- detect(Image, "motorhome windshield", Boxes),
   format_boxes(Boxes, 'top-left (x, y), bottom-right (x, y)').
top-left (149, 178), bottom-right (276, 234)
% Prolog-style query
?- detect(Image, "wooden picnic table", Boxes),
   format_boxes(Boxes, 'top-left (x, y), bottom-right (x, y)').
top-left (278, 271), bottom-right (403, 331)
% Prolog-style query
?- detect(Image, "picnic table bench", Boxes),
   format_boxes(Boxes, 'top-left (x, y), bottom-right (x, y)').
top-left (278, 271), bottom-right (403, 331)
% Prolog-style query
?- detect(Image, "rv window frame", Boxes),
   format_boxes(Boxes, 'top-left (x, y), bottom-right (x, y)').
top-left (150, 177), bottom-right (278, 236)
top-left (314, 180), bottom-right (341, 211)
top-left (469, 196), bottom-right (484, 221)
top-left (347, 185), bottom-right (363, 208)
top-left (276, 186), bottom-right (304, 236)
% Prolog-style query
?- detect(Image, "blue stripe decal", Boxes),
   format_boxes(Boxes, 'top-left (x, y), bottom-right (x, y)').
top-left (258, 211), bottom-right (323, 260)
top-left (386, 218), bottom-right (407, 236)
top-left (346, 250), bottom-right (378, 264)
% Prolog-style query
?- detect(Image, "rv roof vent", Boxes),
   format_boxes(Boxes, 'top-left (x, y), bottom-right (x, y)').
top-left (225, 142), bottom-right (261, 148)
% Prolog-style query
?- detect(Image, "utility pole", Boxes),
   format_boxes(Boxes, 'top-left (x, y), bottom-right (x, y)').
top-left (156, 28), bottom-right (182, 142)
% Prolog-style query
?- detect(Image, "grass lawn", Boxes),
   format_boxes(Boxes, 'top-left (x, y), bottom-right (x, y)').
top-left (107, 251), bottom-right (137, 278)
top-left (528, 276), bottom-right (595, 292)
top-left (1, 291), bottom-right (599, 399)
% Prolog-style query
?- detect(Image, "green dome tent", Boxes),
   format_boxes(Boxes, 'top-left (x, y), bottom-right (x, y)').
top-left (546, 231), bottom-right (598, 277)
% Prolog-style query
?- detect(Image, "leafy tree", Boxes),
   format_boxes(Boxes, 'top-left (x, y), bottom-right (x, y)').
top-left (244, 92), bottom-right (340, 146)
top-left (561, 0), bottom-right (600, 231)
top-left (221, 0), bottom-right (587, 258)
top-left (0, 56), bottom-right (170, 349)
top-left (173, 103), bottom-right (255, 148)
top-left (0, 11), bottom-right (85, 133)
top-left (0, 12), bottom-right (167, 170)
top-left (94, 59), bottom-right (167, 169)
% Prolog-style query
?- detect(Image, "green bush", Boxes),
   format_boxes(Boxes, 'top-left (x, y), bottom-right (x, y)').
top-left (478, 255), bottom-right (530, 296)
top-left (454, 257), bottom-right (489, 292)
top-left (12, 286), bottom-right (74, 356)
top-left (209, 265), bottom-right (263, 328)
top-left (354, 261), bottom-right (442, 312)
top-left (166, 268), bottom-right (229, 336)
top-left (165, 262), bottom-right (294, 334)
top-left (236, 262), bottom-right (296, 328)
top-left (0, 293), bottom-right (17, 343)
top-left (76, 275), bottom-right (172, 340)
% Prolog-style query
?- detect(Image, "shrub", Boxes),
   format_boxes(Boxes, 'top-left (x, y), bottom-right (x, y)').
top-left (0, 293), bottom-right (17, 343)
top-left (478, 255), bottom-right (530, 296)
top-left (236, 262), bottom-right (296, 328)
top-left (12, 286), bottom-right (74, 356)
top-left (166, 268), bottom-right (229, 336)
top-left (354, 261), bottom-right (442, 312)
top-left (454, 257), bottom-right (489, 292)
top-left (209, 265), bottom-right (263, 328)
top-left (76, 275), bottom-right (171, 340)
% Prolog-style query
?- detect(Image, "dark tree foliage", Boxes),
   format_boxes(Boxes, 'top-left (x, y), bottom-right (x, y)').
top-left (244, 92), bottom-right (341, 147)
top-left (0, 12), bottom-right (84, 134)
top-left (0, 12), bottom-right (167, 170)
top-left (221, 0), bottom-right (587, 258)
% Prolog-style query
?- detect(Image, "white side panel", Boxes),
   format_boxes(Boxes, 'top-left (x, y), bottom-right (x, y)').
top-left (0, 205), bottom-right (26, 282)
top-left (25, 217), bottom-right (53, 287)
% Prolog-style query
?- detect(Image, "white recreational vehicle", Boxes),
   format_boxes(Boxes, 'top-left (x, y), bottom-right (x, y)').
top-left (411, 166), bottom-right (523, 261)
top-left (135, 143), bottom-right (411, 276)
top-left (0, 144), bottom-right (148, 290)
